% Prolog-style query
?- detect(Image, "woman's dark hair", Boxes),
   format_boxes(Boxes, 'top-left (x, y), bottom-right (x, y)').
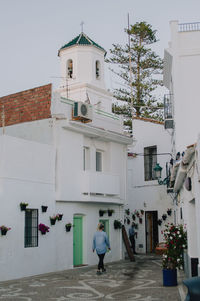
top-left (99, 223), bottom-right (104, 230)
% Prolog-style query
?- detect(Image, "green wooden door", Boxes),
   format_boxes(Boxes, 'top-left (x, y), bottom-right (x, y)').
top-left (73, 216), bottom-right (83, 266)
top-left (99, 219), bottom-right (109, 238)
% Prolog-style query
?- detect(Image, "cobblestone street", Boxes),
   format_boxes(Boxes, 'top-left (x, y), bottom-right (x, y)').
top-left (0, 254), bottom-right (185, 300)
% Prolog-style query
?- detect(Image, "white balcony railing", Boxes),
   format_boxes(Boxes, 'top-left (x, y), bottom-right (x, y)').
top-left (81, 171), bottom-right (120, 196)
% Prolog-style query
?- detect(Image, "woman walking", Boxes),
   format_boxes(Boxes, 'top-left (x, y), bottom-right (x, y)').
top-left (93, 223), bottom-right (111, 275)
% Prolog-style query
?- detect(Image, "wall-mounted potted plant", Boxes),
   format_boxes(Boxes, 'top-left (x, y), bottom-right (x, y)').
top-left (135, 210), bottom-right (140, 218)
top-left (157, 219), bottom-right (162, 226)
top-left (140, 209), bottom-right (144, 215)
top-left (139, 217), bottom-right (143, 224)
top-left (50, 215), bottom-right (57, 225)
top-left (108, 209), bottom-right (115, 217)
top-left (125, 209), bottom-right (130, 215)
top-left (167, 208), bottom-right (172, 216)
top-left (56, 214), bottom-right (63, 221)
top-left (127, 218), bottom-right (130, 225)
top-left (114, 220), bottom-right (122, 229)
top-left (65, 222), bottom-right (72, 232)
top-left (162, 214), bottom-right (167, 221)
top-left (0, 225), bottom-right (11, 236)
top-left (134, 223), bottom-right (138, 230)
top-left (41, 205), bottom-right (48, 213)
top-left (20, 202), bottom-right (28, 211)
top-left (99, 209), bottom-right (106, 217)
top-left (38, 223), bottom-right (50, 235)
top-left (132, 214), bottom-right (136, 221)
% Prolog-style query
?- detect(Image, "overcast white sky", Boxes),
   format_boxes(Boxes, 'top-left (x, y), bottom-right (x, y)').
top-left (1, 0), bottom-right (200, 97)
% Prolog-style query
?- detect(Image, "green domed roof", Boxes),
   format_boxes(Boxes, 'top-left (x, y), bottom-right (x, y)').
top-left (58, 32), bottom-right (106, 56)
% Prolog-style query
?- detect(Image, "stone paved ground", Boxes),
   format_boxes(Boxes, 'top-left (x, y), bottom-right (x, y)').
top-left (0, 254), bottom-right (185, 300)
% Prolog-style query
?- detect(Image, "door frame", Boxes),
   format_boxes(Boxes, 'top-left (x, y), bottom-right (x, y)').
top-left (73, 215), bottom-right (83, 266)
top-left (145, 211), bottom-right (158, 253)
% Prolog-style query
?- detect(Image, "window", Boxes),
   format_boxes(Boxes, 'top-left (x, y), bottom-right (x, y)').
top-left (95, 60), bottom-right (100, 79)
top-left (96, 151), bottom-right (102, 172)
top-left (144, 146), bottom-right (157, 181)
top-left (67, 59), bottom-right (73, 78)
top-left (83, 147), bottom-right (90, 170)
top-left (25, 209), bottom-right (38, 248)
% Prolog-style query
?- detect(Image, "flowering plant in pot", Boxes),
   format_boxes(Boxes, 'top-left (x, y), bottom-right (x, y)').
top-left (0, 225), bottom-right (11, 236)
top-left (162, 223), bottom-right (187, 286)
top-left (114, 220), bottom-right (122, 229)
top-left (65, 222), bottom-right (72, 232)
top-left (38, 223), bottom-right (50, 235)
top-left (56, 213), bottom-right (63, 221)
top-left (20, 202), bottom-right (28, 211)
top-left (157, 219), bottom-right (162, 226)
top-left (125, 209), bottom-right (130, 215)
top-left (50, 215), bottom-right (57, 225)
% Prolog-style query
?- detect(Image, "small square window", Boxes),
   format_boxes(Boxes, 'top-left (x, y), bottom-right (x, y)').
top-left (25, 209), bottom-right (38, 248)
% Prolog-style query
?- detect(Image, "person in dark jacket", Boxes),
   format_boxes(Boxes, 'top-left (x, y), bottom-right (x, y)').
top-left (93, 223), bottom-right (111, 275)
top-left (129, 223), bottom-right (137, 254)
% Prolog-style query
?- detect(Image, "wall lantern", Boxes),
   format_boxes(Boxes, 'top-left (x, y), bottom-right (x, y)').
top-left (154, 163), bottom-right (169, 185)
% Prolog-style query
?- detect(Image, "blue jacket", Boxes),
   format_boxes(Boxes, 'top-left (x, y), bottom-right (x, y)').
top-left (93, 231), bottom-right (110, 254)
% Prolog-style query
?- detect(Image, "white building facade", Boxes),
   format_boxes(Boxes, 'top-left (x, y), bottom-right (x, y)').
top-left (0, 32), bottom-right (132, 281)
top-left (126, 117), bottom-right (173, 254)
top-left (164, 21), bottom-right (200, 277)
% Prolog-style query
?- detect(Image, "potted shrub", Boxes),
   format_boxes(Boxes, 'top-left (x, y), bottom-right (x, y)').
top-left (162, 223), bottom-right (187, 286)
top-left (20, 202), bottom-right (28, 211)
top-left (41, 205), bottom-right (48, 213)
top-left (157, 219), bottom-right (162, 226)
top-left (99, 209), bottom-right (106, 217)
top-left (107, 209), bottom-right (115, 217)
top-left (114, 220), bottom-right (122, 229)
top-left (125, 209), bottom-right (130, 215)
top-left (0, 225), bottom-right (11, 236)
top-left (167, 208), bottom-right (172, 216)
top-left (50, 215), bottom-right (57, 225)
top-left (162, 214), bottom-right (167, 221)
top-left (56, 214), bottom-right (63, 221)
top-left (38, 223), bottom-right (50, 235)
top-left (65, 222), bottom-right (72, 232)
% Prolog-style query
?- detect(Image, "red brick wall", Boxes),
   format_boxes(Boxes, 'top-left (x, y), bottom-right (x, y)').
top-left (0, 84), bottom-right (52, 127)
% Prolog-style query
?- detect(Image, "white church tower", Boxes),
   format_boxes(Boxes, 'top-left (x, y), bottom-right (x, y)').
top-left (57, 32), bottom-right (113, 113)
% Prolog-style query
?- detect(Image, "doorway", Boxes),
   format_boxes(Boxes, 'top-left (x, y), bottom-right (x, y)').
top-left (73, 216), bottom-right (83, 266)
top-left (145, 211), bottom-right (158, 253)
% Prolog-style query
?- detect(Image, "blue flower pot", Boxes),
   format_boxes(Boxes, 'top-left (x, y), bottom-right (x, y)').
top-left (163, 269), bottom-right (177, 286)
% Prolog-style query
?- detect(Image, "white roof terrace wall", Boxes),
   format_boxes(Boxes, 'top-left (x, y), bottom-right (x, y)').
top-left (127, 118), bottom-right (173, 253)
top-left (164, 20), bottom-right (200, 152)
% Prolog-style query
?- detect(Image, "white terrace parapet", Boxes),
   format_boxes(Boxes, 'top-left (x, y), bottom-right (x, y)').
top-left (179, 22), bottom-right (200, 32)
top-left (52, 93), bottom-right (124, 135)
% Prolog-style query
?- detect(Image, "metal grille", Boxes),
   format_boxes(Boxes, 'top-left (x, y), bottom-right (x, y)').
top-left (144, 146), bottom-right (157, 181)
top-left (25, 209), bottom-right (38, 248)
top-left (164, 94), bottom-right (173, 119)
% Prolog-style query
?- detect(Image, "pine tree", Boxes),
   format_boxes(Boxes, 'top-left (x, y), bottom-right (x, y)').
top-left (107, 22), bottom-right (163, 120)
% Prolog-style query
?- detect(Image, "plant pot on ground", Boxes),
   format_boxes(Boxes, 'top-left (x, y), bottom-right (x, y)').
top-left (41, 205), bottom-right (48, 213)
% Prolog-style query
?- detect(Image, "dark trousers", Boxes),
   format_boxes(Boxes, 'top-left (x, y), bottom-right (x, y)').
top-left (97, 253), bottom-right (105, 270)
top-left (129, 235), bottom-right (136, 253)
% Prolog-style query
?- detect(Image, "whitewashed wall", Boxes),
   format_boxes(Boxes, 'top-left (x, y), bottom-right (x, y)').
top-left (126, 119), bottom-right (173, 253)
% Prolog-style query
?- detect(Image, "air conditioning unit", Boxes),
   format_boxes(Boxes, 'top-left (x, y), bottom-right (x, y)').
top-left (73, 102), bottom-right (93, 120)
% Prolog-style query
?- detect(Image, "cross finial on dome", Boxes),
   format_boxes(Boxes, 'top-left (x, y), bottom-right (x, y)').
top-left (80, 21), bottom-right (84, 33)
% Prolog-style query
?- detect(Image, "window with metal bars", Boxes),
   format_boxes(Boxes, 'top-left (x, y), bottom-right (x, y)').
top-left (144, 146), bottom-right (157, 181)
top-left (25, 209), bottom-right (38, 248)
